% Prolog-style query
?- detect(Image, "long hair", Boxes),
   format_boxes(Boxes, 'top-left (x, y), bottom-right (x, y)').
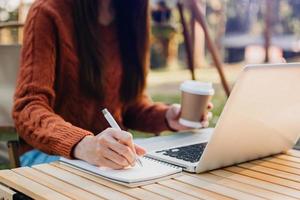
top-left (73, 0), bottom-right (149, 104)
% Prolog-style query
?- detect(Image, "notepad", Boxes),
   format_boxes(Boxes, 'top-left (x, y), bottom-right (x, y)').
top-left (59, 157), bottom-right (182, 187)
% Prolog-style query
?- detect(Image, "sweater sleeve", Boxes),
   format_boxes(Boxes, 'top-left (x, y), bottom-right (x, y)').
top-left (12, 1), bottom-right (92, 158)
top-left (122, 94), bottom-right (171, 134)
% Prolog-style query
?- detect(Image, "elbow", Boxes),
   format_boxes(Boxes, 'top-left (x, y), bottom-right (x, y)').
top-left (11, 95), bottom-right (21, 128)
top-left (11, 96), bottom-right (26, 135)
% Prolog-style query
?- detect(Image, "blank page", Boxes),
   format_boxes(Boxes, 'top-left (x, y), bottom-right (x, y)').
top-left (60, 157), bottom-right (181, 185)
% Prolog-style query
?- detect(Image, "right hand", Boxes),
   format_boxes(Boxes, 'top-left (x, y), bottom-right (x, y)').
top-left (73, 128), bottom-right (146, 169)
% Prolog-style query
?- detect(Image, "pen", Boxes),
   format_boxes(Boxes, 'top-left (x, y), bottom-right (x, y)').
top-left (102, 108), bottom-right (143, 167)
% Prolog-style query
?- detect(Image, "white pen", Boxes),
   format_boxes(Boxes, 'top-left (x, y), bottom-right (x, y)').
top-left (102, 108), bottom-right (143, 167)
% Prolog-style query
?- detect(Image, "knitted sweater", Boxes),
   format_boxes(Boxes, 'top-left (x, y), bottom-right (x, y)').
top-left (12, 0), bottom-right (170, 158)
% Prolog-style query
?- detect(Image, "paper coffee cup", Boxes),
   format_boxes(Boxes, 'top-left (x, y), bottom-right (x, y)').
top-left (179, 80), bottom-right (214, 128)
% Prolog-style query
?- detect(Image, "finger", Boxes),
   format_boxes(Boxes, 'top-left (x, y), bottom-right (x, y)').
top-left (201, 114), bottom-right (208, 122)
top-left (120, 131), bottom-right (137, 159)
top-left (207, 102), bottom-right (214, 110)
top-left (100, 157), bottom-right (124, 169)
top-left (134, 144), bottom-right (146, 156)
top-left (207, 112), bottom-right (213, 120)
top-left (200, 112), bottom-right (212, 122)
top-left (171, 104), bottom-right (181, 118)
top-left (201, 121), bottom-right (209, 128)
top-left (106, 137), bottom-right (135, 164)
top-left (108, 130), bottom-right (137, 166)
top-left (102, 148), bottom-right (130, 167)
top-left (200, 111), bottom-right (208, 121)
top-left (110, 130), bottom-right (135, 152)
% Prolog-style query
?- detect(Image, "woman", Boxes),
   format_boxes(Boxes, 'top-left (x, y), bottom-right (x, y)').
top-left (13, 0), bottom-right (212, 168)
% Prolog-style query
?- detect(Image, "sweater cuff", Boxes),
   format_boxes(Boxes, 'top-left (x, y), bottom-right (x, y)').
top-left (51, 123), bottom-right (93, 159)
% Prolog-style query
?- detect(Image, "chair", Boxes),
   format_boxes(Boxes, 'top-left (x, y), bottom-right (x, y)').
top-left (0, 44), bottom-right (21, 168)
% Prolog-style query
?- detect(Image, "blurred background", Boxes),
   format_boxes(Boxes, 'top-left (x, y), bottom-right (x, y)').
top-left (1, 0), bottom-right (300, 167)
top-left (1, 0), bottom-right (300, 131)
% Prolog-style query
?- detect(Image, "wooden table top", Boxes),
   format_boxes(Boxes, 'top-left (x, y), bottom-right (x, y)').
top-left (0, 149), bottom-right (300, 200)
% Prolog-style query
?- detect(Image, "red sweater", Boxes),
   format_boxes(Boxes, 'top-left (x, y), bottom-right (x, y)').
top-left (13, 0), bottom-right (170, 158)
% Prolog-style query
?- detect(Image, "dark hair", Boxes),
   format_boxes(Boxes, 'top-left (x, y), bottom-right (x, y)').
top-left (73, 0), bottom-right (149, 104)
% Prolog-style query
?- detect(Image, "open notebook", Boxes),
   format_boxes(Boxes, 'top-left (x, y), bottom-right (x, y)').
top-left (60, 157), bottom-right (182, 187)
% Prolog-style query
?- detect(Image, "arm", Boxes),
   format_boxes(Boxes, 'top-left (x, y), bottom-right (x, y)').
top-left (122, 94), bottom-right (171, 134)
top-left (12, 2), bottom-right (92, 158)
top-left (123, 94), bottom-right (214, 134)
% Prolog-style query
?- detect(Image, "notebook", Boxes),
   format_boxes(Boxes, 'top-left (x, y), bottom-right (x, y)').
top-left (59, 157), bottom-right (182, 187)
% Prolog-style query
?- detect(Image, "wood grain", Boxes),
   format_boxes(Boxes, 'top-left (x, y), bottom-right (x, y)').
top-left (238, 162), bottom-right (300, 183)
top-left (52, 162), bottom-right (168, 200)
top-left (33, 164), bottom-right (135, 200)
top-left (226, 166), bottom-right (300, 190)
top-left (1, 150), bottom-right (300, 199)
top-left (175, 175), bottom-right (263, 200)
top-left (211, 169), bottom-right (299, 199)
top-left (159, 179), bottom-right (233, 200)
top-left (251, 159), bottom-right (300, 175)
top-left (274, 154), bottom-right (300, 163)
top-left (262, 157), bottom-right (300, 169)
top-left (0, 170), bottom-right (70, 200)
top-left (193, 172), bottom-right (294, 200)
top-left (142, 184), bottom-right (200, 200)
top-left (287, 149), bottom-right (300, 158)
top-left (13, 167), bottom-right (104, 200)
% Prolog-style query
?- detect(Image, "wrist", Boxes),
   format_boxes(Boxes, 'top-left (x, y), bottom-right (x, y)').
top-left (73, 135), bottom-right (94, 159)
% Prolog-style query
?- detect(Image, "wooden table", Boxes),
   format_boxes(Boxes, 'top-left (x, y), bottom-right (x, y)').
top-left (0, 149), bottom-right (300, 200)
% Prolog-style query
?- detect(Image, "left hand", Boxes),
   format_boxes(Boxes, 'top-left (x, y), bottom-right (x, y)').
top-left (165, 103), bottom-right (213, 131)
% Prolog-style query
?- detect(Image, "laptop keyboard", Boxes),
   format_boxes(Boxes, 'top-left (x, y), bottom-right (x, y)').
top-left (156, 143), bottom-right (207, 163)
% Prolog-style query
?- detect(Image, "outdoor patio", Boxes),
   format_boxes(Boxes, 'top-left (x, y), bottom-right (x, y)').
top-left (1, 0), bottom-right (300, 199)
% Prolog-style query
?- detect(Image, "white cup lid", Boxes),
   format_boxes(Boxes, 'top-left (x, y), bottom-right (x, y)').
top-left (180, 80), bottom-right (215, 95)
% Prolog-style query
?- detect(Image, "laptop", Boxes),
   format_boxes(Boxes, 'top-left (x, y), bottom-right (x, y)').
top-left (145, 63), bottom-right (300, 173)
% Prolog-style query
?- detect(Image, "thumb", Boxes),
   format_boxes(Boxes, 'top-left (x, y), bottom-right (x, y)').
top-left (134, 144), bottom-right (147, 156)
top-left (170, 104), bottom-right (181, 119)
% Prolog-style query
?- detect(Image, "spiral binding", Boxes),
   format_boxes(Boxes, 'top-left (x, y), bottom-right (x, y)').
top-left (143, 156), bottom-right (182, 170)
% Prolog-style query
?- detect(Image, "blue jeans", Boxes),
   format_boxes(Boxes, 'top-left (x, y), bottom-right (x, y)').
top-left (20, 149), bottom-right (60, 167)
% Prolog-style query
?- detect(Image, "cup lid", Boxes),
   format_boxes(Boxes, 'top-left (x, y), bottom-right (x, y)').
top-left (180, 80), bottom-right (215, 95)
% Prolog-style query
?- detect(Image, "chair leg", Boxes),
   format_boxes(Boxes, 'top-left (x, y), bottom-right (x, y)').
top-left (177, 2), bottom-right (196, 80)
top-left (7, 141), bottom-right (20, 168)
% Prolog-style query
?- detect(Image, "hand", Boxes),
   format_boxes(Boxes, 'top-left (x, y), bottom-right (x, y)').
top-left (165, 103), bottom-right (213, 131)
top-left (73, 128), bottom-right (146, 169)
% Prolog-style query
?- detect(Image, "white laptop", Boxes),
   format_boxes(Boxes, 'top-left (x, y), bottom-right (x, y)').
top-left (144, 63), bottom-right (300, 173)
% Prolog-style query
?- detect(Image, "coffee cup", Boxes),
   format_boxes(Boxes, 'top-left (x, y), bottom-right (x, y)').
top-left (179, 80), bottom-right (214, 128)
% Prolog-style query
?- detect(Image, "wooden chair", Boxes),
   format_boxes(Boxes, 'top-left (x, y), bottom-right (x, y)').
top-left (177, 0), bottom-right (231, 97)
top-left (0, 44), bottom-right (21, 168)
